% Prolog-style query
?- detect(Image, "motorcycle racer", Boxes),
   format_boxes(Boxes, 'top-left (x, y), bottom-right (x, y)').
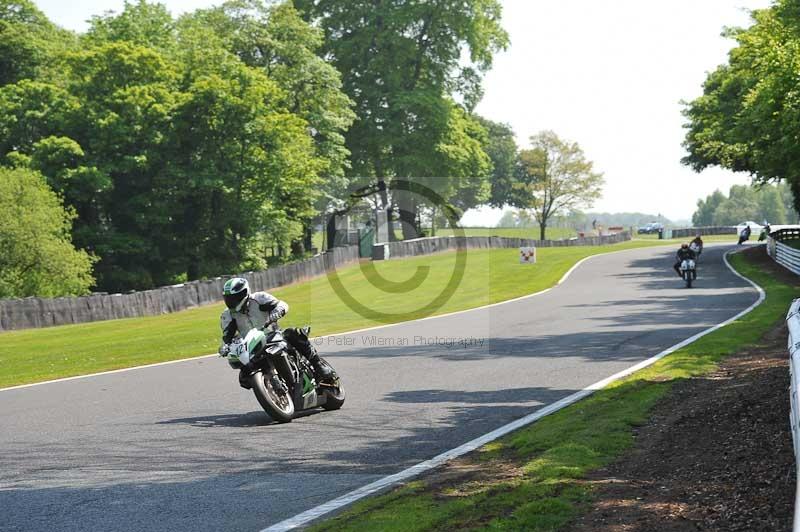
top-left (219, 277), bottom-right (333, 389)
top-left (673, 243), bottom-right (696, 277)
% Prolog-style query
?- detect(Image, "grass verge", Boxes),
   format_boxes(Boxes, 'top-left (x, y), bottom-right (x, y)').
top-left (308, 248), bottom-right (797, 532)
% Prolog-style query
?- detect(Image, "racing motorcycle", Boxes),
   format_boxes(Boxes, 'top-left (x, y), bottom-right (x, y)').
top-left (223, 326), bottom-right (345, 423)
top-left (680, 258), bottom-right (697, 288)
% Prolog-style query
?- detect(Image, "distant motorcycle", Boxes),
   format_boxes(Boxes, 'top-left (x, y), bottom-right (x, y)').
top-left (680, 259), bottom-right (697, 288)
top-left (224, 327), bottom-right (345, 423)
top-left (689, 242), bottom-right (702, 262)
top-left (738, 226), bottom-right (752, 245)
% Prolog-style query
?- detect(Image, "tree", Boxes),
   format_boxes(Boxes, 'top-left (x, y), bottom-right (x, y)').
top-left (496, 209), bottom-right (517, 227)
top-left (0, 0), bottom-right (77, 87)
top-left (691, 183), bottom-right (791, 226)
top-left (0, 167), bottom-right (95, 297)
top-left (516, 131), bottom-right (604, 240)
top-left (85, 0), bottom-right (176, 51)
top-left (711, 185), bottom-right (760, 225)
top-left (183, 0), bottom-right (355, 253)
top-left (757, 184), bottom-right (787, 224)
top-left (692, 189), bottom-right (725, 226)
top-left (475, 116), bottom-right (521, 208)
top-left (778, 182), bottom-right (799, 223)
top-left (63, 41), bottom-right (182, 291)
top-left (171, 60), bottom-right (321, 278)
top-left (432, 104), bottom-right (493, 214)
top-left (295, 0), bottom-right (509, 239)
top-left (682, 1), bottom-right (800, 211)
top-left (0, 1), bottom-right (336, 291)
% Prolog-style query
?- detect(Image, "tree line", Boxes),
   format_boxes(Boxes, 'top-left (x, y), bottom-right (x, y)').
top-left (683, 0), bottom-right (800, 215)
top-left (692, 183), bottom-right (798, 227)
top-left (498, 211), bottom-right (679, 231)
top-left (1, 0), bottom-right (356, 294)
top-left (0, 0), bottom-right (604, 297)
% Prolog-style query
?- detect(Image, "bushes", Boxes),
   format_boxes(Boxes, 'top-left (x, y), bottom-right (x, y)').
top-left (0, 167), bottom-right (95, 297)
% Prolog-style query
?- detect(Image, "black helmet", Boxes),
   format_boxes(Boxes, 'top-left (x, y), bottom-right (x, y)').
top-left (223, 277), bottom-right (249, 311)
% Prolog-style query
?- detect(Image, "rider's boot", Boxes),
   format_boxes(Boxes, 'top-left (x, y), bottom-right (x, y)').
top-left (285, 326), bottom-right (335, 381)
top-left (307, 349), bottom-right (334, 381)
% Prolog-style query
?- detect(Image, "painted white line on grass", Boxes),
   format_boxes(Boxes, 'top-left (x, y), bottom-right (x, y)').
top-left (261, 247), bottom-right (765, 531)
top-left (0, 243), bottom-right (662, 393)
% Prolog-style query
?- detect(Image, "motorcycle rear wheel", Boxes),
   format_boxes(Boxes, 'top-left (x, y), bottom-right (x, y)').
top-left (322, 378), bottom-right (346, 411)
top-left (252, 371), bottom-right (294, 423)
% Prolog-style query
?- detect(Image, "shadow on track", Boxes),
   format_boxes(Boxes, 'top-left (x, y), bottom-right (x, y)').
top-left (157, 408), bottom-right (322, 428)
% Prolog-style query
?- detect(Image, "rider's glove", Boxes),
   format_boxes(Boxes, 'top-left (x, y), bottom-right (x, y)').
top-left (267, 309), bottom-right (283, 325)
top-left (218, 343), bottom-right (230, 357)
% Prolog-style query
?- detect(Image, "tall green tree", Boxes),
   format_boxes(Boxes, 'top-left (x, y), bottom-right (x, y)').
top-left (0, 1), bottom-right (336, 291)
top-left (64, 41), bottom-right (181, 290)
top-left (475, 116), bottom-right (521, 208)
top-left (683, 1), bottom-right (800, 210)
top-left (757, 184), bottom-right (787, 224)
top-left (171, 58), bottom-right (321, 278)
top-left (0, 167), bottom-right (95, 297)
top-left (183, 1), bottom-right (355, 252)
top-left (692, 189), bottom-right (725, 226)
top-left (0, 0), bottom-right (76, 87)
top-left (295, 0), bottom-right (508, 239)
top-left (516, 131), bottom-right (604, 240)
top-left (85, 0), bottom-right (176, 51)
top-left (692, 183), bottom-right (791, 226)
top-left (711, 185), bottom-right (760, 225)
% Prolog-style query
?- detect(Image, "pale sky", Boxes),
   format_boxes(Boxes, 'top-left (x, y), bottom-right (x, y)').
top-left (36, 0), bottom-right (773, 223)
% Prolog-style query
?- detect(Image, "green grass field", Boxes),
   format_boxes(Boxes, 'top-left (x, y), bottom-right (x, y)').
top-left (309, 249), bottom-right (792, 532)
top-left (0, 238), bottom-right (688, 388)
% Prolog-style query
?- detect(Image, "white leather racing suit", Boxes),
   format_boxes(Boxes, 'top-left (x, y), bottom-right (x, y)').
top-left (220, 291), bottom-right (288, 344)
top-left (219, 291), bottom-right (331, 388)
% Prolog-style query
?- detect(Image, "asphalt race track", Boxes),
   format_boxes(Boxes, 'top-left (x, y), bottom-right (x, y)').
top-left (0, 243), bottom-right (759, 532)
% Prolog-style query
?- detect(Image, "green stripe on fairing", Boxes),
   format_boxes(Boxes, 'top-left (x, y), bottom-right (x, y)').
top-left (247, 330), bottom-right (266, 355)
top-left (248, 337), bottom-right (259, 354)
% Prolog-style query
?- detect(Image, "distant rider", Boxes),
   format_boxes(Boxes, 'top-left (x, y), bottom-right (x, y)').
top-left (759, 223), bottom-right (771, 241)
top-left (218, 277), bottom-right (333, 389)
top-left (738, 225), bottom-right (752, 245)
top-left (673, 243), bottom-right (696, 277)
top-left (689, 234), bottom-right (703, 257)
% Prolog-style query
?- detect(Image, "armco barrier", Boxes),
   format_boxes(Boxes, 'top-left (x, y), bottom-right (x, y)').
top-left (372, 231), bottom-right (631, 260)
top-left (671, 226), bottom-right (737, 238)
top-left (0, 246), bottom-right (360, 332)
top-left (785, 299), bottom-right (800, 531)
top-left (768, 238), bottom-right (800, 276)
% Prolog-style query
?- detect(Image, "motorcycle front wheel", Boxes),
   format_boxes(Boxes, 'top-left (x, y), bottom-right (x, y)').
top-left (252, 371), bottom-right (295, 423)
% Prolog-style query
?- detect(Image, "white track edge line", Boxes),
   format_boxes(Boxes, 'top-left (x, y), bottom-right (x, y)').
top-left (0, 242), bottom-right (725, 393)
top-left (261, 247), bottom-right (765, 532)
